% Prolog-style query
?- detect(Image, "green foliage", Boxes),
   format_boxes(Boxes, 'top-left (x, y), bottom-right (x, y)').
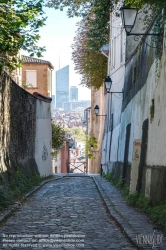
top-left (125, 0), bottom-right (166, 10)
top-left (64, 127), bottom-right (86, 140)
top-left (0, 167), bottom-right (42, 211)
top-left (149, 204), bottom-right (166, 232)
top-left (0, 0), bottom-right (46, 71)
top-left (85, 135), bottom-right (98, 159)
top-left (103, 172), bottom-right (130, 194)
top-left (52, 122), bottom-right (65, 152)
top-left (47, 0), bottom-right (112, 89)
top-left (103, 173), bottom-right (166, 233)
top-left (72, 17), bottom-right (108, 89)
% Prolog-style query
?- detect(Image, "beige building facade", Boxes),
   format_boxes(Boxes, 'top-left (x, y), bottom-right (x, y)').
top-left (88, 86), bottom-right (105, 174)
top-left (22, 55), bottom-right (54, 97)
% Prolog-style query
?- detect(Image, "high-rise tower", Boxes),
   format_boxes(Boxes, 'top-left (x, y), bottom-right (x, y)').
top-left (56, 65), bottom-right (69, 108)
top-left (70, 86), bottom-right (78, 101)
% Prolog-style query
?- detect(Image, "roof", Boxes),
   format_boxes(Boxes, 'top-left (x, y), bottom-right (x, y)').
top-left (22, 55), bottom-right (54, 69)
top-left (85, 106), bottom-right (91, 110)
top-left (33, 92), bottom-right (52, 103)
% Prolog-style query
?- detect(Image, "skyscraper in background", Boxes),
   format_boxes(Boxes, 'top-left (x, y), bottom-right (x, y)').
top-left (56, 65), bottom-right (69, 108)
top-left (70, 86), bottom-right (78, 101)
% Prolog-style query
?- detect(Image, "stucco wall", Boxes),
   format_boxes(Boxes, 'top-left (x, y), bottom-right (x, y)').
top-left (61, 141), bottom-right (69, 173)
top-left (117, 35), bottom-right (166, 204)
top-left (22, 64), bottom-right (49, 97)
top-left (102, 11), bottom-right (126, 172)
top-left (52, 151), bottom-right (61, 174)
top-left (90, 85), bottom-right (105, 174)
top-left (118, 42), bottom-right (166, 165)
top-left (35, 99), bottom-right (52, 176)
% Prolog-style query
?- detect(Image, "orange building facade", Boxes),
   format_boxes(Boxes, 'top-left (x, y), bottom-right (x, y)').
top-left (22, 55), bottom-right (54, 97)
top-left (61, 141), bottom-right (69, 173)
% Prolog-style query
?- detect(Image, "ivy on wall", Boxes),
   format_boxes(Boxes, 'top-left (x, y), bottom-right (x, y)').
top-left (84, 135), bottom-right (98, 159)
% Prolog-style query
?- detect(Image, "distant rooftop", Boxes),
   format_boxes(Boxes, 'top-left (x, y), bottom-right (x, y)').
top-left (22, 55), bottom-right (54, 69)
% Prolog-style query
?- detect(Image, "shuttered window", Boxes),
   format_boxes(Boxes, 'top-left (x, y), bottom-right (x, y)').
top-left (26, 70), bottom-right (37, 88)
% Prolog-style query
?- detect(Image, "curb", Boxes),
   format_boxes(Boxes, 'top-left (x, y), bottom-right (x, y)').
top-left (0, 176), bottom-right (63, 224)
top-left (92, 176), bottom-right (141, 250)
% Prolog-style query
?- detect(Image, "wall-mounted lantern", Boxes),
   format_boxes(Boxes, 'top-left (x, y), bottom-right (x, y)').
top-left (94, 105), bottom-right (107, 117)
top-left (104, 76), bottom-right (124, 95)
top-left (120, 5), bottom-right (163, 37)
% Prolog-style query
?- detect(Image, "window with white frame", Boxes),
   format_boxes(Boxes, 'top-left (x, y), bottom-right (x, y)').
top-left (26, 70), bottom-right (37, 88)
top-left (111, 36), bottom-right (116, 67)
top-left (120, 28), bottom-right (123, 63)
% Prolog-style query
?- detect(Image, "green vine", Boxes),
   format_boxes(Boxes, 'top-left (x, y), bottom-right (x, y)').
top-left (125, 0), bottom-right (165, 77)
top-left (52, 122), bottom-right (65, 158)
top-left (84, 135), bottom-right (98, 159)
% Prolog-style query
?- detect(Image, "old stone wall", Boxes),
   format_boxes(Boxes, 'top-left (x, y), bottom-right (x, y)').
top-left (0, 71), bottom-right (38, 179)
top-left (142, 165), bottom-right (166, 206)
top-left (0, 71), bottom-right (52, 180)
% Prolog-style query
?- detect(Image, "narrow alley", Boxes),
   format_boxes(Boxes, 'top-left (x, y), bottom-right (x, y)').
top-left (0, 176), bottom-right (135, 250)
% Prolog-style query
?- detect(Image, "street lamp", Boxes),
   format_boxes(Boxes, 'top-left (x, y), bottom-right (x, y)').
top-left (105, 76), bottom-right (112, 92)
top-left (120, 5), bottom-right (163, 37)
top-left (120, 5), bottom-right (138, 35)
top-left (104, 76), bottom-right (124, 95)
top-left (94, 105), bottom-right (107, 117)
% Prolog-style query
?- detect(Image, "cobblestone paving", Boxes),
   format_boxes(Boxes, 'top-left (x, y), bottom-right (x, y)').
top-left (0, 177), bottom-right (136, 250)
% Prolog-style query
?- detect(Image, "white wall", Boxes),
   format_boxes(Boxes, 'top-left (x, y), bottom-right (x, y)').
top-left (35, 99), bottom-right (52, 176)
top-left (118, 46), bottom-right (166, 166)
top-left (52, 151), bottom-right (61, 173)
top-left (102, 12), bottom-right (126, 167)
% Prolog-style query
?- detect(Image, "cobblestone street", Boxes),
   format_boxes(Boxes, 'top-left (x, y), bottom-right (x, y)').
top-left (0, 176), bottom-right (135, 250)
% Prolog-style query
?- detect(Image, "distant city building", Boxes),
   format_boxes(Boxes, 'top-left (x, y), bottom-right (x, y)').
top-left (56, 65), bottom-right (69, 108)
top-left (52, 95), bottom-right (55, 109)
top-left (70, 86), bottom-right (78, 101)
top-left (63, 100), bottom-right (91, 111)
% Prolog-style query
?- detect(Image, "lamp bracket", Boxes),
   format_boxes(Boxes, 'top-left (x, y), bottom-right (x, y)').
top-left (107, 91), bottom-right (123, 94)
top-left (96, 115), bottom-right (107, 117)
top-left (127, 33), bottom-right (162, 36)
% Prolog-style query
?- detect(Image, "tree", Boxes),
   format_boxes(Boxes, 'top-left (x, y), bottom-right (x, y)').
top-left (64, 127), bottom-right (86, 140)
top-left (125, 0), bottom-right (166, 9)
top-left (72, 17), bottom-right (107, 89)
top-left (46, 0), bottom-right (112, 52)
top-left (0, 0), bottom-right (46, 70)
top-left (52, 122), bottom-right (65, 151)
top-left (47, 0), bottom-right (112, 88)
top-left (46, 0), bottom-right (94, 18)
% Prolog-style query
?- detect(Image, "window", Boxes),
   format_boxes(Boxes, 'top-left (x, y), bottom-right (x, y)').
top-left (26, 70), bottom-right (37, 88)
top-left (120, 28), bottom-right (123, 63)
top-left (111, 37), bottom-right (116, 67)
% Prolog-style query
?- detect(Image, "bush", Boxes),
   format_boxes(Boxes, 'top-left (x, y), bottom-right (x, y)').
top-left (149, 204), bottom-right (166, 232)
top-left (0, 166), bottom-right (42, 212)
top-left (103, 173), bottom-right (166, 234)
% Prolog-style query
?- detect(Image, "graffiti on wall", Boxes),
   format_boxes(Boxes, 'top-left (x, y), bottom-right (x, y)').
top-left (42, 143), bottom-right (48, 161)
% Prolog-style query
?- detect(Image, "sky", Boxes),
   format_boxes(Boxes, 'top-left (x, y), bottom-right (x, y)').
top-left (36, 6), bottom-right (91, 101)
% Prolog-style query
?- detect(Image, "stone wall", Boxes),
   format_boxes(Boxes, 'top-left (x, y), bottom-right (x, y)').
top-left (142, 165), bottom-right (166, 206)
top-left (0, 71), bottom-right (52, 179)
top-left (0, 71), bottom-right (37, 178)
